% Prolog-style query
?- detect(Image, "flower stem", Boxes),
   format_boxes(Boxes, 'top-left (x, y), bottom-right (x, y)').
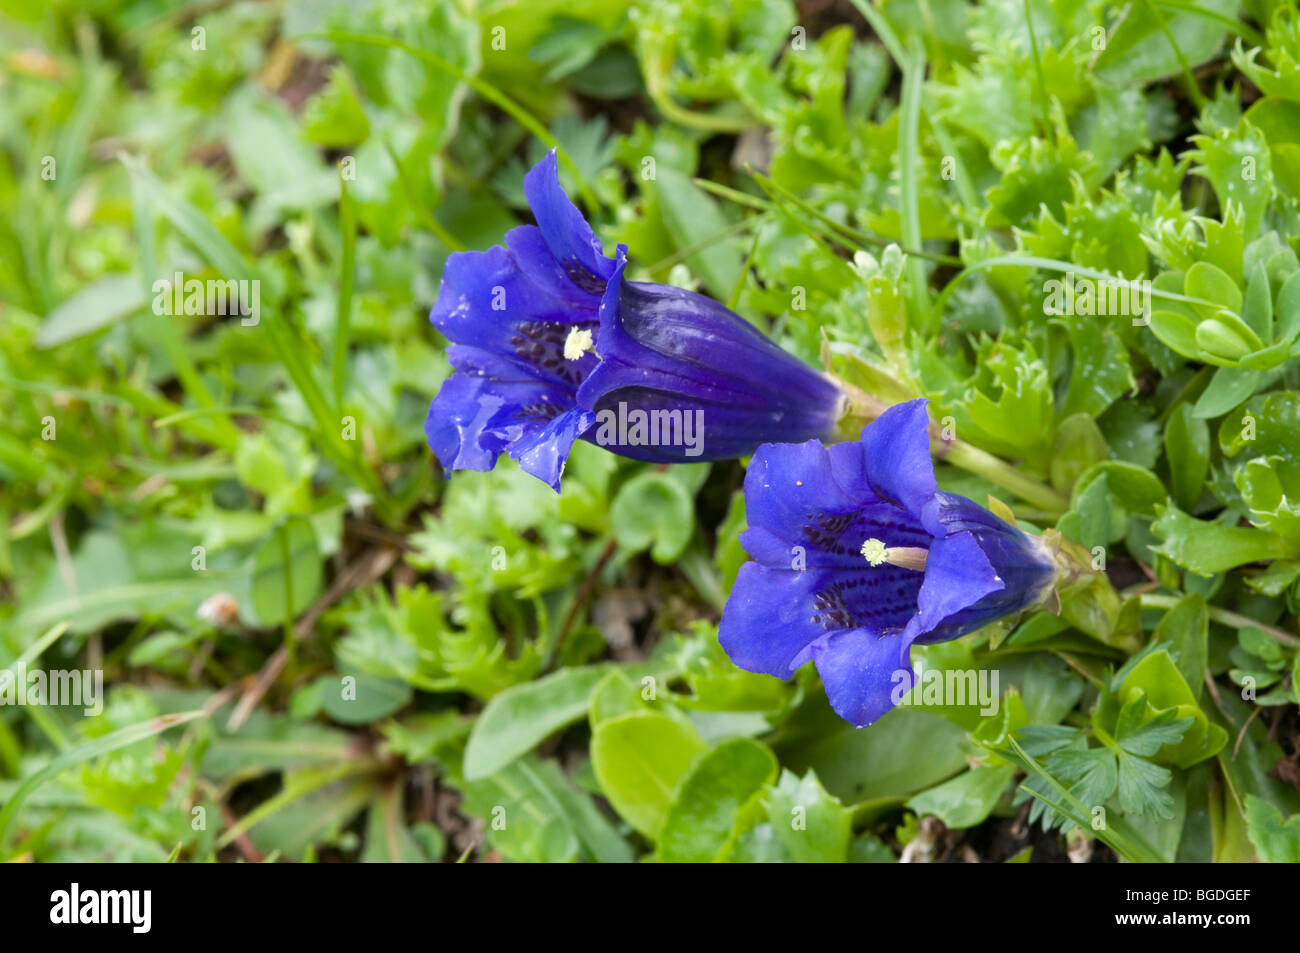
top-left (941, 439), bottom-right (1070, 516)
top-left (1138, 593), bottom-right (1300, 648)
top-left (835, 379), bottom-right (1070, 516)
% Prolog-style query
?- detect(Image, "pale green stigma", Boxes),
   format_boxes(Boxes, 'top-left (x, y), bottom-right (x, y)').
top-left (860, 538), bottom-right (928, 571)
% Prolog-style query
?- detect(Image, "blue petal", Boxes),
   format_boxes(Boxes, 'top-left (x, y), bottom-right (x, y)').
top-left (583, 261), bottom-right (845, 405)
top-left (932, 491), bottom-right (1056, 620)
top-left (719, 559), bottom-right (924, 683)
top-left (432, 245), bottom-right (531, 345)
top-left (861, 398), bottom-right (943, 536)
top-left (426, 372), bottom-right (593, 489)
top-left (577, 260), bottom-right (844, 455)
top-left (739, 439), bottom-right (929, 569)
top-left (503, 225), bottom-right (608, 312)
top-left (432, 246), bottom-right (600, 391)
top-left (825, 435), bottom-right (878, 502)
top-left (587, 389), bottom-right (841, 463)
top-left (523, 151), bottom-right (616, 292)
top-left (718, 562), bottom-right (831, 679)
top-left (903, 530), bottom-right (1005, 643)
top-left (425, 374), bottom-right (504, 473)
top-left (512, 406), bottom-right (596, 491)
top-left (811, 627), bottom-right (918, 728)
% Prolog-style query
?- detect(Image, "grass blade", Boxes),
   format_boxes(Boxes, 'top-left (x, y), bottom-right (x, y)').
top-left (0, 709), bottom-right (206, 849)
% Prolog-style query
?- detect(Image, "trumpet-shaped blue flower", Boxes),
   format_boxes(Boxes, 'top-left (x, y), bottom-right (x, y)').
top-left (425, 151), bottom-right (845, 488)
top-left (426, 151), bottom-right (617, 490)
top-left (718, 399), bottom-right (1058, 728)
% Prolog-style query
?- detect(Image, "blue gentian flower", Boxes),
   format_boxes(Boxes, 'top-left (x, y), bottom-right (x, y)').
top-left (577, 255), bottom-right (845, 463)
top-left (426, 151), bottom-right (618, 490)
top-left (718, 398), bottom-right (1059, 728)
top-left (426, 151), bottom-right (845, 488)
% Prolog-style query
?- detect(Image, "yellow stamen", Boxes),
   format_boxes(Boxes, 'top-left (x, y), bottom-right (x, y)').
top-left (861, 538), bottom-right (928, 571)
top-left (563, 327), bottom-right (594, 361)
top-left (861, 538), bottom-right (888, 566)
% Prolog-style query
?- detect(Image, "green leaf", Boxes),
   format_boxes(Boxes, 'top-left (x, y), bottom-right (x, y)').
top-left (1245, 558), bottom-right (1300, 596)
top-left (249, 516), bottom-right (323, 627)
top-left (590, 711), bottom-right (708, 837)
top-left (653, 166), bottom-right (742, 298)
top-left (223, 87), bottom-right (338, 219)
top-left (1049, 744), bottom-right (1119, 812)
top-left (464, 665), bottom-right (609, 780)
top-left (1152, 504), bottom-right (1295, 573)
top-left (321, 670), bottom-right (412, 725)
top-left (530, 760), bottom-right (636, 864)
top-left (1093, 0), bottom-right (1237, 85)
top-left (1059, 320), bottom-right (1134, 420)
top-left (1196, 316), bottom-right (1255, 360)
top-left (1189, 117), bottom-right (1274, 236)
top-left (671, 621), bottom-right (795, 712)
top-left (241, 768), bottom-right (380, 860)
top-left (1164, 404), bottom-right (1209, 510)
top-left (35, 273), bottom-right (146, 349)
top-left (1116, 649), bottom-right (1227, 768)
top-left (1049, 413), bottom-right (1110, 494)
top-left (763, 769), bottom-right (853, 862)
top-left (1184, 261), bottom-right (1243, 320)
top-left (1154, 593), bottom-right (1208, 701)
top-left (1239, 624), bottom-right (1285, 665)
top-left (1242, 262), bottom-right (1274, 342)
top-left (8, 529), bottom-right (216, 635)
top-left (589, 669), bottom-right (649, 725)
top-left (1193, 366), bottom-right (1263, 418)
top-left (906, 763), bottom-right (1015, 830)
top-left (1114, 747), bottom-right (1176, 818)
top-left (1149, 308), bottom-right (1204, 361)
top-left (657, 737), bottom-right (777, 861)
top-left (462, 756), bottom-right (632, 863)
top-left (361, 787), bottom-right (427, 862)
top-left (302, 64), bottom-right (371, 146)
top-left (528, 17), bottom-right (607, 81)
top-left (610, 471), bottom-right (695, 563)
top-left (1115, 698), bottom-right (1192, 758)
top-left (1245, 795), bottom-right (1300, 862)
top-left (776, 705), bottom-right (968, 802)
top-left (1075, 460), bottom-right (1168, 515)
top-left (1276, 271), bottom-right (1300, 342)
